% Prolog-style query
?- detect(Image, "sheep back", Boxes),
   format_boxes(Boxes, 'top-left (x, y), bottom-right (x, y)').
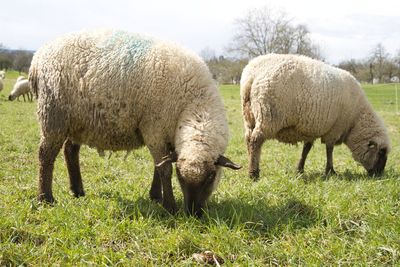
top-left (29, 29), bottom-right (228, 154)
top-left (241, 54), bottom-right (368, 145)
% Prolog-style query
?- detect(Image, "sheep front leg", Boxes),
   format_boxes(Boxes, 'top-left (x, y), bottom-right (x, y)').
top-left (297, 142), bottom-right (313, 173)
top-left (38, 136), bottom-right (65, 203)
top-left (155, 163), bottom-right (177, 214)
top-left (149, 167), bottom-right (162, 203)
top-left (64, 139), bottom-right (85, 197)
top-left (325, 144), bottom-right (336, 175)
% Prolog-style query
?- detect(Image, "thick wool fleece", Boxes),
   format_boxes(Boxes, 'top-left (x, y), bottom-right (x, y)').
top-left (29, 29), bottom-right (229, 183)
top-left (241, 54), bottom-right (390, 169)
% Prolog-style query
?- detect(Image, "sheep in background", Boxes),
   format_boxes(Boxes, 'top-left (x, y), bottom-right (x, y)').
top-left (0, 70), bottom-right (5, 79)
top-left (29, 29), bottom-right (240, 216)
top-left (9, 79), bottom-right (33, 102)
top-left (241, 54), bottom-right (390, 179)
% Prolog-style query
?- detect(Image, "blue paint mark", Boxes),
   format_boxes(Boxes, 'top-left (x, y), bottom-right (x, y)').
top-left (99, 30), bottom-right (154, 69)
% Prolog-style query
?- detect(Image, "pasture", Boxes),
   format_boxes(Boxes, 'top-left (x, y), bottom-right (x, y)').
top-left (0, 72), bottom-right (399, 265)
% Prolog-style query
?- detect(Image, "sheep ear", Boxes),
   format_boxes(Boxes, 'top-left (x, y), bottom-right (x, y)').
top-left (156, 151), bottom-right (177, 167)
top-left (215, 155), bottom-right (241, 170)
top-left (368, 141), bottom-right (377, 149)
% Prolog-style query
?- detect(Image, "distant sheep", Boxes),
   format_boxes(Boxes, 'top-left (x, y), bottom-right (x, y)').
top-left (9, 79), bottom-right (33, 102)
top-left (0, 70), bottom-right (5, 79)
top-left (29, 29), bottom-right (240, 216)
top-left (241, 54), bottom-right (390, 178)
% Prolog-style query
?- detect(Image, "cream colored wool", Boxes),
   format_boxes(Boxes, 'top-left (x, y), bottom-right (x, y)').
top-left (241, 54), bottom-right (390, 174)
top-left (29, 29), bottom-right (235, 214)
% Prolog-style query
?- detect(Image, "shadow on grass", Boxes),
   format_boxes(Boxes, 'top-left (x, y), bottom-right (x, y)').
top-left (299, 168), bottom-right (399, 183)
top-left (99, 190), bottom-right (319, 237)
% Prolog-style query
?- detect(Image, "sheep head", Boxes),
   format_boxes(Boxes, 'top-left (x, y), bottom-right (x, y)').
top-left (158, 152), bottom-right (241, 217)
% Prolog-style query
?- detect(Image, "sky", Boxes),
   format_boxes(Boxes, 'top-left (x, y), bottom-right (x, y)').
top-left (1, 0), bottom-right (399, 64)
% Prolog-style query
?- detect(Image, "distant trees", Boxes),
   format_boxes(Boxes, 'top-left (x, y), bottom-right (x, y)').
top-left (338, 43), bottom-right (400, 83)
top-left (226, 6), bottom-right (323, 60)
top-left (202, 6), bottom-right (324, 84)
top-left (0, 43), bottom-right (33, 73)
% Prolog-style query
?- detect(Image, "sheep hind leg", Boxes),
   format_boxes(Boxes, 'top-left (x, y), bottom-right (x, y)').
top-left (325, 144), bottom-right (336, 175)
top-left (149, 167), bottom-right (162, 203)
top-left (297, 142), bottom-right (313, 173)
top-left (38, 136), bottom-right (65, 203)
top-left (247, 127), bottom-right (266, 180)
top-left (64, 139), bottom-right (85, 197)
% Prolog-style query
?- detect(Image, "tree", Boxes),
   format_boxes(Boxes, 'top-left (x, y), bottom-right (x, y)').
top-left (369, 43), bottom-right (389, 83)
top-left (227, 6), bottom-right (322, 60)
top-left (12, 50), bottom-right (33, 73)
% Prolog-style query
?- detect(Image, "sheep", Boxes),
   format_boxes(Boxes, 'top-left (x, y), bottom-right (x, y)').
top-left (241, 54), bottom-right (390, 179)
top-left (0, 70), bottom-right (5, 79)
top-left (9, 79), bottom-right (33, 102)
top-left (29, 29), bottom-right (241, 216)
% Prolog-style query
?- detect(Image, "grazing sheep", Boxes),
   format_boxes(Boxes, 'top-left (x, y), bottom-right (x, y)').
top-left (0, 70), bottom-right (5, 79)
top-left (29, 29), bottom-right (240, 216)
top-left (9, 79), bottom-right (33, 102)
top-left (241, 54), bottom-right (390, 179)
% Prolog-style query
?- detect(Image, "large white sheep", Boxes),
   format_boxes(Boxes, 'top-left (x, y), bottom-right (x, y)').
top-left (9, 79), bottom-right (33, 102)
top-left (241, 54), bottom-right (390, 179)
top-left (29, 29), bottom-right (240, 216)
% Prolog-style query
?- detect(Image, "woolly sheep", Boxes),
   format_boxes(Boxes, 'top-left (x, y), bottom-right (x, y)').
top-left (29, 29), bottom-right (240, 216)
top-left (9, 79), bottom-right (33, 102)
top-left (241, 54), bottom-right (390, 179)
top-left (0, 70), bottom-right (5, 79)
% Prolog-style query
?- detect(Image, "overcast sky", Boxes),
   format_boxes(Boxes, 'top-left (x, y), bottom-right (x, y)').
top-left (1, 0), bottom-right (399, 64)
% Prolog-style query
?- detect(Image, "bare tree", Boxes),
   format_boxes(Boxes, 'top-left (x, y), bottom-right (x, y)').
top-left (369, 43), bottom-right (389, 82)
top-left (199, 47), bottom-right (217, 61)
top-left (227, 6), bottom-right (322, 60)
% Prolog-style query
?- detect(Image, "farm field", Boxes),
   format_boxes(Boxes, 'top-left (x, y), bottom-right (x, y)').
top-left (0, 72), bottom-right (399, 265)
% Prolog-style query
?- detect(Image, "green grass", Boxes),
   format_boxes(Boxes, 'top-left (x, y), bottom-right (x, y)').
top-left (0, 74), bottom-right (399, 265)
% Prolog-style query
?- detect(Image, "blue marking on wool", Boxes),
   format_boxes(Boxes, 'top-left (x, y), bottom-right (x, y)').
top-left (100, 30), bottom-right (154, 69)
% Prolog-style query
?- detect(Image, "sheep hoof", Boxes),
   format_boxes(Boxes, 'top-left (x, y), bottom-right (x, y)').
top-left (297, 168), bottom-right (305, 174)
top-left (37, 193), bottom-right (55, 204)
top-left (73, 190), bottom-right (85, 198)
top-left (163, 202), bottom-right (178, 215)
top-left (325, 168), bottom-right (336, 176)
top-left (150, 194), bottom-right (162, 204)
top-left (249, 169), bottom-right (260, 181)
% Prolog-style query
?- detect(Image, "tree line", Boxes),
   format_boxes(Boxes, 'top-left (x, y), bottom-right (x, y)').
top-left (0, 43), bottom-right (33, 74)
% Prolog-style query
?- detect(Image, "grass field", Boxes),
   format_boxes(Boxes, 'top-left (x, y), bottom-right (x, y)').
top-left (0, 72), bottom-right (399, 265)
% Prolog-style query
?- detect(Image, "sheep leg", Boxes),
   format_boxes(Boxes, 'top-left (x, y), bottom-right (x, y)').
top-left (247, 127), bottom-right (265, 180)
top-left (297, 142), bottom-right (313, 173)
top-left (23, 94), bottom-right (26, 102)
top-left (325, 144), bottom-right (336, 175)
top-left (156, 163), bottom-right (177, 214)
top-left (64, 139), bottom-right (85, 197)
top-left (149, 167), bottom-right (162, 203)
top-left (38, 136), bottom-right (65, 203)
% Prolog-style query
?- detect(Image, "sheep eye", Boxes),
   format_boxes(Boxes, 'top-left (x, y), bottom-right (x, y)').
top-left (368, 141), bottom-right (377, 149)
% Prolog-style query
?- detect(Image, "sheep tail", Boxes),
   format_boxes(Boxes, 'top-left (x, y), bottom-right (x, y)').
top-left (28, 65), bottom-right (39, 98)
